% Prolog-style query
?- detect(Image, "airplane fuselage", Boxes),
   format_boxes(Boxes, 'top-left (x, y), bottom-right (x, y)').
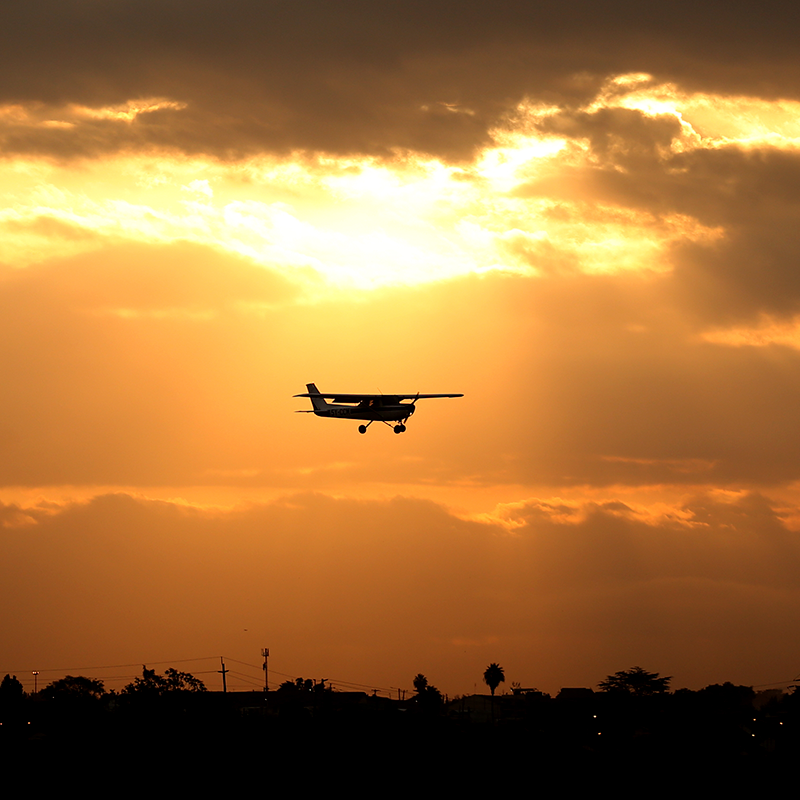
top-left (313, 401), bottom-right (416, 423)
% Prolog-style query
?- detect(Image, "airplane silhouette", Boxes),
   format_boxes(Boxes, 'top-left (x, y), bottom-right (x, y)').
top-left (295, 383), bottom-right (463, 433)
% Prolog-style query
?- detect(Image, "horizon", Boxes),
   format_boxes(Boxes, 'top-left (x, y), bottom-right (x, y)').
top-left (5, 655), bottom-right (789, 699)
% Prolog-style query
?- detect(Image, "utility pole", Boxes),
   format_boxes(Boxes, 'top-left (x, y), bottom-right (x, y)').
top-left (219, 657), bottom-right (228, 693)
top-left (261, 648), bottom-right (269, 692)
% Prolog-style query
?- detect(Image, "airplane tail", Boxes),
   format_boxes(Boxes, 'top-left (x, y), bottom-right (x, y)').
top-left (306, 383), bottom-right (329, 412)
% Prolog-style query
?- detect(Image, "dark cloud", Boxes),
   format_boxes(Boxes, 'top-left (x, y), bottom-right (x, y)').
top-left (666, 149), bottom-right (800, 322)
top-left (1, 1), bottom-right (799, 160)
top-left (519, 103), bottom-right (800, 323)
top-left (538, 107), bottom-right (683, 169)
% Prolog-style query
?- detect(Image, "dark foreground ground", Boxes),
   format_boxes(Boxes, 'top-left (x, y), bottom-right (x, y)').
top-left (2, 689), bottom-right (798, 792)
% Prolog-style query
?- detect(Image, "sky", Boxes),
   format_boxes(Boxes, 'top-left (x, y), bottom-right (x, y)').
top-left (3, 0), bottom-right (800, 697)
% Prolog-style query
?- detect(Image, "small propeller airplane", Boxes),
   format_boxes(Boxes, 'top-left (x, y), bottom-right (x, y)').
top-left (295, 383), bottom-right (463, 434)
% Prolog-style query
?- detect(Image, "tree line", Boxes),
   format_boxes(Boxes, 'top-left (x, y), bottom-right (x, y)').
top-left (0, 662), bottom-right (763, 706)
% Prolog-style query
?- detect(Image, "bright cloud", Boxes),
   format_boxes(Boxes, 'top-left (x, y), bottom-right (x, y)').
top-left (0, 76), bottom-right (782, 291)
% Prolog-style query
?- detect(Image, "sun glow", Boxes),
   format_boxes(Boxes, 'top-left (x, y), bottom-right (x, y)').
top-left (0, 80), bottom-right (797, 291)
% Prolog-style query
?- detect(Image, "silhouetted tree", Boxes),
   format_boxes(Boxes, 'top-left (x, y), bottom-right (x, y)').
top-left (122, 666), bottom-right (206, 696)
top-left (411, 673), bottom-right (442, 712)
top-left (0, 674), bottom-right (27, 725)
top-left (413, 674), bottom-right (429, 695)
top-left (276, 677), bottom-right (331, 697)
top-left (40, 675), bottom-right (106, 728)
top-left (483, 663), bottom-right (505, 696)
top-left (273, 677), bottom-right (333, 719)
top-left (598, 666), bottom-right (670, 695)
top-left (42, 675), bottom-right (105, 701)
top-left (0, 674), bottom-right (24, 700)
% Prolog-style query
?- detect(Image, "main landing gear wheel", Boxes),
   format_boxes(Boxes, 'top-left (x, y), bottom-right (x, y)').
top-left (393, 424), bottom-right (407, 434)
top-left (358, 425), bottom-right (367, 434)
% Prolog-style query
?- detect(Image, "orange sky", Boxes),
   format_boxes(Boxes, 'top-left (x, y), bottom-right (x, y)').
top-left (2, 1), bottom-right (800, 696)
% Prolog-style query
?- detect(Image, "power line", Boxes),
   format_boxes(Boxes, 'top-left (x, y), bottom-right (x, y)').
top-left (2, 656), bottom-right (221, 675)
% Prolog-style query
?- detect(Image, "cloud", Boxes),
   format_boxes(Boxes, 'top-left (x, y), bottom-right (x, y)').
top-left (538, 106), bottom-right (684, 168)
top-left (514, 100), bottom-right (800, 323)
top-left (2, 2), bottom-right (799, 161)
top-left (2, 239), bottom-right (298, 312)
top-left (2, 489), bottom-right (799, 693)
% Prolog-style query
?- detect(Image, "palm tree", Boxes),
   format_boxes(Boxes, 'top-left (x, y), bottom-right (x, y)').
top-left (483, 663), bottom-right (505, 696)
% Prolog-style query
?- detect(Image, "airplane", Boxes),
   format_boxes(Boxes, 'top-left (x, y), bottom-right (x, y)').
top-left (295, 383), bottom-right (463, 434)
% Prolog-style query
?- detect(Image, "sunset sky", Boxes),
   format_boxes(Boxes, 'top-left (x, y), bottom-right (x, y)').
top-left (3, 1), bottom-right (800, 696)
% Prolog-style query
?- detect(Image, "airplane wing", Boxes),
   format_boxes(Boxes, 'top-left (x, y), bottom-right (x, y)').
top-left (395, 394), bottom-right (464, 399)
top-left (293, 392), bottom-right (463, 401)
